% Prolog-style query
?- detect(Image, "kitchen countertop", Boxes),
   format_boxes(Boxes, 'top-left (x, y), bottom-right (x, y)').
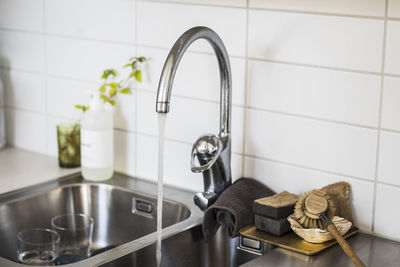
top-left (0, 147), bottom-right (79, 194)
top-left (1, 147), bottom-right (400, 266)
top-left (242, 233), bottom-right (400, 266)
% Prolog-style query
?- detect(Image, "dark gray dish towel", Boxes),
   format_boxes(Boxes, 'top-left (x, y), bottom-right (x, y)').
top-left (203, 177), bottom-right (275, 240)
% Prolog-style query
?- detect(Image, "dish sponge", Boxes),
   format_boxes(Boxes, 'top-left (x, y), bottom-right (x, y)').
top-left (253, 191), bottom-right (299, 218)
top-left (253, 191), bottom-right (299, 236)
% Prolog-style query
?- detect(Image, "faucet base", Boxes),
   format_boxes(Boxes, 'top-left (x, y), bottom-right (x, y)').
top-left (194, 192), bottom-right (217, 211)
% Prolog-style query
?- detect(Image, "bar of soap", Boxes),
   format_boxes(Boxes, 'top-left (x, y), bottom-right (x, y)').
top-left (253, 191), bottom-right (299, 218)
top-left (255, 214), bottom-right (291, 236)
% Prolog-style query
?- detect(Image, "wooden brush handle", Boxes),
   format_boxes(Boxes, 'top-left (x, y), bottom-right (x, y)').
top-left (327, 223), bottom-right (365, 267)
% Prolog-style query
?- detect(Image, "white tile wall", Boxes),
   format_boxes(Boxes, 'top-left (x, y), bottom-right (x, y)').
top-left (249, 0), bottom-right (386, 17)
top-left (114, 129), bottom-right (136, 177)
top-left (45, 0), bottom-right (135, 43)
top-left (46, 36), bottom-right (133, 82)
top-left (137, 1), bottom-right (247, 56)
top-left (5, 108), bottom-right (47, 154)
top-left (1, 0), bottom-right (400, 241)
top-left (385, 21), bottom-right (400, 75)
top-left (245, 109), bottom-right (378, 179)
top-left (378, 131), bottom-right (400, 186)
top-left (247, 60), bottom-right (381, 126)
top-left (2, 70), bottom-right (46, 113)
top-left (388, 0), bottom-right (400, 18)
top-left (0, 0), bottom-right (44, 32)
top-left (0, 30), bottom-right (45, 72)
top-left (154, 0), bottom-right (246, 8)
top-left (374, 184), bottom-right (400, 239)
top-left (381, 77), bottom-right (400, 131)
top-left (248, 10), bottom-right (384, 72)
top-left (46, 77), bottom-right (95, 120)
top-left (137, 46), bottom-right (246, 106)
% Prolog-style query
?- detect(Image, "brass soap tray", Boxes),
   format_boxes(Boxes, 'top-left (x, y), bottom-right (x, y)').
top-left (240, 225), bottom-right (359, 255)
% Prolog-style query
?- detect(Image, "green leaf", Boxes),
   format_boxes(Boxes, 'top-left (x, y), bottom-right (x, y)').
top-left (108, 100), bottom-right (116, 106)
top-left (119, 88), bottom-right (131, 94)
top-left (101, 69), bottom-right (117, 79)
top-left (133, 70), bottom-right (142, 82)
top-left (108, 82), bottom-right (119, 97)
top-left (99, 84), bottom-right (106, 93)
top-left (100, 94), bottom-right (109, 102)
top-left (74, 105), bottom-right (89, 112)
top-left (109, 86), bottom-right (117, 97)
top-left (109, 82), bottom-right (119, 88)
top-left (125, 61), bottom-right (136, 71)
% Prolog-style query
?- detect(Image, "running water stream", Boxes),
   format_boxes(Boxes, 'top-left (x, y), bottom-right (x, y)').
top-left (156, 113), bottom-right (167, 267)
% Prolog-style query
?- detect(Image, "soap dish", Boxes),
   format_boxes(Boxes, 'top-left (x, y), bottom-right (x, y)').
top-left (288, 215), bottom-right (352, 244)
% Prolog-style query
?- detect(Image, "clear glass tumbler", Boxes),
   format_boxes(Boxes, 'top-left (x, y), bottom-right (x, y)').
top-left (17, 228), bottom-right (60, 266)
top-left (57, 123), bottom-right (81, 168)
top-left (51, 213), bottom-right (94, 258)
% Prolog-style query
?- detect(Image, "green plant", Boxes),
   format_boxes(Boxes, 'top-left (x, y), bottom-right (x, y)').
top-left (75, 56), bottom-right (146, 111)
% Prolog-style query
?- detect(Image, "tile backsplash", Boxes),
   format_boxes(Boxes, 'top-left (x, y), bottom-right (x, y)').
top-left (1, 0), bottom-right (399, 241)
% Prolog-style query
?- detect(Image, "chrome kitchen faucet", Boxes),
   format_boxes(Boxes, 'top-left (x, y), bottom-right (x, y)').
top-left (155, 26), bottom-right (232, 210)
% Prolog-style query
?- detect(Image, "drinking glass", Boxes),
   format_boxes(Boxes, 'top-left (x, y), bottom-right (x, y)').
top-left (57, 123), bottom-right (81, 168)
top-left (17, 228), bottom-right (60, 266)
top-left (51, 213), bottom-right (93, 258)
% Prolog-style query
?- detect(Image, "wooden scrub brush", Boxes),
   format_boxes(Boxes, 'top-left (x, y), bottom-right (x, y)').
top-left (293, 189), bottom-right (365, 267)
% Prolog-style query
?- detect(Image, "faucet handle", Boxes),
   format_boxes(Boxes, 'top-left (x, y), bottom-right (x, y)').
top-left (191, 135), bottom-right (223, 173)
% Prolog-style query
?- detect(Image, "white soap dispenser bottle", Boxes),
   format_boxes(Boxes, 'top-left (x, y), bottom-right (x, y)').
top-left (81, 91), bottom-right (114, 181)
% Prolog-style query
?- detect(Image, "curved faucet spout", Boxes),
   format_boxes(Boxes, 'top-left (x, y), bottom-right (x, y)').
top-left (155, 26), bottom-right (232, 138)
top-left (155, 26), bottom-right (233, 210)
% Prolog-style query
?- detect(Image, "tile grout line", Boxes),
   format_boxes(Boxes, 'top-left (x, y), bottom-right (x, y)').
top-left (4, 61), bottom-right (396, 101)
top-left (371, 0), bottom-right (389, 233)
top-left (5, 106), bottom-right (47, 117)
top-left (5, 19), bottom-right (400, 80)
top-left (240, 0), bottom-right (250, 177)
top-left (138, 0), bottom-right (392, 21)
top-left (246, 106), bottom-right (379, 130)
top-left (122, 128), bottom-right (400, 187)
top-left (133, 0), bottom-right (139, 176)
top-left (7, 65), bottom-right (400, 135)
top-left (243, 154), bottom-right (376, 185)
top-left (381, 127), bottom-right (400, 134)
top-left (7, 61), bottom-right (400, 135)
top-left (137, 0), bottom-right (246, 10)
top-left (0, 26), bottom-right (135, 46)
top-left (113, 127), bottom-right (400, 191)
top-left (247, 6), bottom-right (385, 20)
top-left (4, 28), bottom-right (400, 79)
top-left (247, 57), bottom-right (383, 77)
top-left (42, 0), bottom-right (49, 155)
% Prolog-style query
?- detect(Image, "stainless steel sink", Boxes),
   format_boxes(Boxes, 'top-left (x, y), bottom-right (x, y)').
top-left (99, 225), bottom-right (270, 267)
top-left (0, 173), bottom-right (266, 266)
top-left (0, 173), bottom-right (196, 266)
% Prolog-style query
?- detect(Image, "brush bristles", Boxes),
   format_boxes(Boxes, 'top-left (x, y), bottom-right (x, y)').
top-left (293, 189), bottom-right (336, 229)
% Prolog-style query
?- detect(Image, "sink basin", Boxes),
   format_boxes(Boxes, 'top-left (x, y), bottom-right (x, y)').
top-left (0, 173), bottom-right (267, 266)
top-left (99, 225), bottom-right (271, 267)
top-left (0, 173), bottom-right (190, 263)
